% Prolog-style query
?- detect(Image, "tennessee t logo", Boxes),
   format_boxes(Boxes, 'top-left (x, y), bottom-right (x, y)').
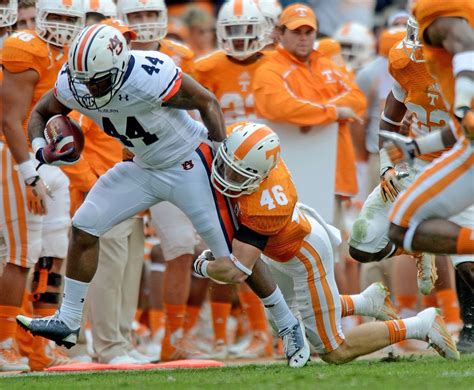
top-left (265, 145), bottom-right (280, 166)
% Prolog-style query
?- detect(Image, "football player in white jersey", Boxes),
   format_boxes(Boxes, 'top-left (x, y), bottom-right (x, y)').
top-left (16, 24), bottom-right (309, 367)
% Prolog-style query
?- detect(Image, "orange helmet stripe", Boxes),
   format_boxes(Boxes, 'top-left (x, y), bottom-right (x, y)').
top-left (89, 0), bottom-right (100, 11)
top-left (63, 0), bottom-right (73, 7)
top-left (233, 0), bottom-right (243, 17)
top-left (234, 126), bottom-right (273, 160)
top-left (75, 24), bottom-right (102, 72)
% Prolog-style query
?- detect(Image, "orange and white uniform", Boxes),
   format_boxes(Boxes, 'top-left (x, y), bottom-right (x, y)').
top-left (195, 50), bottom-right (267, 124)
top-left (388, 0), bottom-right (474, 238)
top-left (253, 45), bottom-right (366, 197)
top-left (349, 40), bottom-right (464, 256)
top-left (0, 30), bottom-right (70, 268)
top-left (233, 159), bottom-right (344, 353)
top-left (158, 38), bottom-right (195, 76)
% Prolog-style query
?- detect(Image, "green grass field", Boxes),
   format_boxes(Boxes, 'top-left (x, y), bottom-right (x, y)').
top-left (1, 355), bottom-right (474, 390)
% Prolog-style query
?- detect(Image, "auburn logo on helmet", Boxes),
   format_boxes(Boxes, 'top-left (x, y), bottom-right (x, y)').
top-left (108, 35), bottom-right (124, 55)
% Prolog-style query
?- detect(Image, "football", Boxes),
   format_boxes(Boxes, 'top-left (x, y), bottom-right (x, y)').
top-left (44, 114), bottom-right (85, 160)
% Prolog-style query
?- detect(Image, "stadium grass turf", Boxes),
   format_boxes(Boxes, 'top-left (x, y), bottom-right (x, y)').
top-left (2, 355), bottom-right (473, 389)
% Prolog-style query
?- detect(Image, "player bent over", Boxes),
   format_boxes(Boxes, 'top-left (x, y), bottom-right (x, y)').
top-left (194, 123), bottom-right (460, 362)
top-left (16, 25), bottom-right (309, 367)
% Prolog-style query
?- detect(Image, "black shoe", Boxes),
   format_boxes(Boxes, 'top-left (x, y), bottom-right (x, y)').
top-left (457, 325), bottom-right (474, 354)
top-left (16, 313), bottom-right (80, 349)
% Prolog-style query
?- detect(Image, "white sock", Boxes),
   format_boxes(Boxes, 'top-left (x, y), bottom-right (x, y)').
top-left (58, 276), bottom-right (89, 330)
top-left (261, 287), bottom-right (298, 334)
top-left (348, 294), bottom-right (371, 316)
top-left (403, 316), bottom-right (425, 340)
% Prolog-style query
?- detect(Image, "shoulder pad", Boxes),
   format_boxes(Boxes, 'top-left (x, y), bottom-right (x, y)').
top-left (194, 50), bottom-right (227, 73)
top-left (4, 30), bottom-right (49, 59)
top-left (388, 42), bottom-right (411, 71)
top-left (160, 39), bottom-right (194, 60)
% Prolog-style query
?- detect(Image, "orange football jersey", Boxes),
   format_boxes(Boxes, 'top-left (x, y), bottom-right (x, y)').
top-left (2, 30), bottom-right (67, 134)
top-left (388, 41), bottom-right (451, 161)
top-left (414, 0), bottom-right (474, 137)
top-left (194, 50), bottom-right (268, 124)
top-left (159, 38), bottom-right (195, 76)
top-left (232, 160), bottom-right (311, 262)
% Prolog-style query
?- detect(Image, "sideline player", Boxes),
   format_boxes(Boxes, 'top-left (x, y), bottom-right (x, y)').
top-left (16, 24), bottom-right (309, 368)
top-left (1, 0), bottom-right (84, 371)
top-left (194, 122), bottom-right (459, 363)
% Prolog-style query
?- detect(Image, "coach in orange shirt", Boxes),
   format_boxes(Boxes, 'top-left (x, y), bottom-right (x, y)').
top-left (252, 4), bottom-right (366, 269)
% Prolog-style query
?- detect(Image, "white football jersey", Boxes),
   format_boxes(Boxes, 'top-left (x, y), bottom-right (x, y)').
top-left (54, 50), bottom-right (208, 169)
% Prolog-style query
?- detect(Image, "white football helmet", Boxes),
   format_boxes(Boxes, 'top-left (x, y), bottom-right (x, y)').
top-left (84, 0), bottom-right (118, 18)
top-left (0, 0), bottom-right (17, 27)
top-left (255, 0), bottom-right (282, 45)
top-left (212, 122), bottom-right (281, 197)
top-left (118, 0), bottom-right (167, 42)
top-left (217, 0), bottom-right (267, 60)
top-left (402, 16), bottom-right (425, 63)
top-left (333, 22), bottom-right (375, 70)
top-left (68, 24), bottom-right (130, 110)
top-left (36, 0), bottom-right (85, 47)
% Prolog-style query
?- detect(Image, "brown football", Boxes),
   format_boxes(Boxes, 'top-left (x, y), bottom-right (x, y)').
top-left (44, 115), bottom-right (84, 159)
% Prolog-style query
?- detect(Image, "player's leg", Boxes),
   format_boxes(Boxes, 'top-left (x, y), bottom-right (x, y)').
top-left (17, 161), bottom-right (163, 347)
top-left (389, 141), bottom-right (474, 255)
top-left (150, 202), bottom-right (197, 361)
top-left (456, 269), bottom-right (474, 353)
top-left (0, 145), bottom-right (42, 371)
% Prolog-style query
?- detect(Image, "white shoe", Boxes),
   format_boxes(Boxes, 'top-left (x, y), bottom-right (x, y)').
top-left (0, 338), bottom-right (30, 372)
top-left (230, 331), bottom-right (272, 359)
top-left (200, 340), bottom-right (228, 360)
top-left (280, 322), bottom-right (310, 368)
top-left (71, 354), bottom-right (92, 363)
top-left (128, 349), bottom-right (155, 364)
top-left (360, 282), bottom-right (399, 321)
top-left (414, 253), bottom-right (437, 295)
top-left (417, 308), bottom-right (460, 361)
top-left (107, 354), bottom-right (143, 365)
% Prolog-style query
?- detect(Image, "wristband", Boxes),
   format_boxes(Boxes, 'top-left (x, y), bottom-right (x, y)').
top-left (18, 160), bottom-right (37, 182)
top-left (414, 131), bottom-right (445, 155)
top-left (229, 253), bottom-right (253, 276)
top-left (199, 260), bottom-right (210, 278)
top-left (381, 112), bottom-right (403, 127)
top-left (32, 137), bottom-right (47, 155)
top-left (454, 76), bottom-right (474, 119)
top-left (379, 147), bottom-right (394, 176)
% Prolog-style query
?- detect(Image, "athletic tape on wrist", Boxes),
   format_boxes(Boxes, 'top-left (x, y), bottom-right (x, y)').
top-left (381, 112), bottom-right (403, 127)
top-left (32, 137), bottom-right (47, 154)
top-left (149, 263), bottom-right (166, 273)
top-left (17, 160), bottom-right (37, 182)
top-left (229, 253), bottom-right (253, 276)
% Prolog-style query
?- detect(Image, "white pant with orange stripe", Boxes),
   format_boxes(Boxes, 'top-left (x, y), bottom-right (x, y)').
top-left (389, 138), bottom-right (474, 253)
top-left (73, 143), bottom-right (236, 258)
top-left (264, 216), bottom-right (345, 354)
top-left (0, 143), bottom-right (70, 269)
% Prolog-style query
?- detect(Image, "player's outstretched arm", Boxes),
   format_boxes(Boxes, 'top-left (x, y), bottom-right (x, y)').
top-left (27, 89), bottom-right (72, 142)
top-left (162, 74), bottom-right (226, 142)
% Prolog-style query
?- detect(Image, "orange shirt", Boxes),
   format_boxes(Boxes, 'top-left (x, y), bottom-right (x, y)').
top-left (194, 50), bottom-right (268, 124)
top-left (252, 45), bottom-right (366, 196)
top-left (159, 38), bottom-right (195, 76)
top-left (414, 0), bottom-right (474, 138)
top-left (388, 41), bottom-right (451, 162)
top-left (233, 160), bottom-right (311, 262)
top-left (2, 30), bottom-right (67, 135)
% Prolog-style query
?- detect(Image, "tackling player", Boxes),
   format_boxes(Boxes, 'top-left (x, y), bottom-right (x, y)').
top-left (194, 122), bottom-right (460, 363)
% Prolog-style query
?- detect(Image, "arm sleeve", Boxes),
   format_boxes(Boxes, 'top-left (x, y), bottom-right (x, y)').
top-left (234, 224), bottom-right (270, 251)
top-left (253, 67), bottom-right (338, 126)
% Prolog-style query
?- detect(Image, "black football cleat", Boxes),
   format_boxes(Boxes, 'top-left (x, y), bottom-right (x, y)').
top-left (16, 313), bottom-right (79, 349)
